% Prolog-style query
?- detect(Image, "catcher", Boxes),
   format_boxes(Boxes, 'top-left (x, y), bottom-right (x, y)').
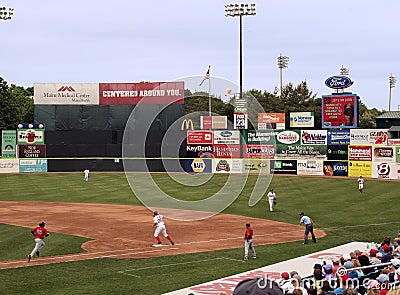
top-left (28, 221), bottom-right (49, 262)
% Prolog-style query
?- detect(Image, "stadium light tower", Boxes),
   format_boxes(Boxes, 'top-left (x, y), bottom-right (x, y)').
top-left (0, 7), bottom-right (14, 20)
top-left (225, 3), bottom-right (256, 100)
top-left (389, 74), bottom-right (396, 111)
top-left (277, 54), bottom-right (289, 96)
top-left (340, 66), bottom-right (349, 76)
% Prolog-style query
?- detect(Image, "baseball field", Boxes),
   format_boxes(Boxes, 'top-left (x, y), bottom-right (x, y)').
top-left (0, 172), bottom-right (399, 294)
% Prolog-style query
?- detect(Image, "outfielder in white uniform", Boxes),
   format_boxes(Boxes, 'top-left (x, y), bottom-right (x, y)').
top-left (357, 176), bottom-right (364, 193)
top-left (153, 211), bottom-right (174, 246)
top-left (84, 169), bottom-right (90, 181)
top-left (267, 189), bottom-right (276, 212)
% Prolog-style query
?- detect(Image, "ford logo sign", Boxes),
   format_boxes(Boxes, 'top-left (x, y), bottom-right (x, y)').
top-left (325, 75), bottom-right (353, 89)
top-left (220, 131), bottom-right (232, 137)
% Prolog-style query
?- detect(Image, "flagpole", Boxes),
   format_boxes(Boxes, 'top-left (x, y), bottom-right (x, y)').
top-left (208, 65), bottom-right (211, 117)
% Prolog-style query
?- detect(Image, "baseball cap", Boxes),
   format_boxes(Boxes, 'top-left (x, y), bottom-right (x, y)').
top-left (324, 264), bottom-right (333, 270)
top-left (344, 261), bottom-right (353, 269)
top-left (382, 244), bottom-right (390, 251)
top-left (390, 258), bottom-right (400, 268)
top-left (233, 278), bottom-right (284, 295)
top-left (369, 249), bottom-right (378, 256)
top-left (281, 272), bottom-right (289, 279)
top-left (367, 280), bottom-right (379, 289)
top-left (377, 274), bottom-right (389, 283)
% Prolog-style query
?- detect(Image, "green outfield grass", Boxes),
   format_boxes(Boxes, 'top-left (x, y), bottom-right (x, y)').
top-left (0, 173), bottom-right (399, 295)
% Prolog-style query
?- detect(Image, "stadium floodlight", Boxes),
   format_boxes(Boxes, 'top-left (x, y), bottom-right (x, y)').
top-left (0, 7), bottom-right (14, 20)
top-left (389, 74), bottom-right (396, 111)
top-left (277, 54), bottom-right (289, 96)
top-left (225, 3), bottom-right (256, 100)
top-left (340, 66), bottom-right (350, 76)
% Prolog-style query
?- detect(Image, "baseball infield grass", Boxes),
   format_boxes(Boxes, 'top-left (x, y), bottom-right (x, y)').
top-left (0, 173), bottom-right (399, 295)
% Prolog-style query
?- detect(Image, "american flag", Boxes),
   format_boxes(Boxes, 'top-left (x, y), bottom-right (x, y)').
top-left (199, 65), bottom-right (210, 86)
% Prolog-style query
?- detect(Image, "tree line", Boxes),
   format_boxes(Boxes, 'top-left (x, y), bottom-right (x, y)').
top-left (0, 77), bottom-right (383, 131)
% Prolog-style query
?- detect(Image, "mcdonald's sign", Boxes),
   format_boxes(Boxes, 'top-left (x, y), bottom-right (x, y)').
top-left (181, 119), bottom-right (194, 130)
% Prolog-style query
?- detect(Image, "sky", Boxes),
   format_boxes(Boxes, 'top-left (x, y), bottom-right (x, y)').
top-left (1, 0), bottom-right (399, 111)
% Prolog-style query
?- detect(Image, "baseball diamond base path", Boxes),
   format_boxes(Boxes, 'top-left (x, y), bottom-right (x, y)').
top-left (0, 201), bottom-right (325, 269)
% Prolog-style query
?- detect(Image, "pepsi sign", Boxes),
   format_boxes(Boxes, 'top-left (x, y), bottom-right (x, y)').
top-left (325, 75), bottom-right (353, 89)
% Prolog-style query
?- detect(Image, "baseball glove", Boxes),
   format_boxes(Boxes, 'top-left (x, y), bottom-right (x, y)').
top-left (273, 201), bottom-right (277, 205)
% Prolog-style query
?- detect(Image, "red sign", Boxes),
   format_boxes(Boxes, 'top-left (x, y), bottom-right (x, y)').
top-left (243, 144), bottom-right (275, 159)
top-left (187, 131), bottom-right (213, 144)
top-left (99, 82), bottom-right (184, 105)
top-left (18, 145), bottom-right (46, 158)
top-left (213, 144), bottom-right (241, 158)
top-left (348, 145), bottom-right (372, 161)
top-left (322, 94), bottom-right (358, 128)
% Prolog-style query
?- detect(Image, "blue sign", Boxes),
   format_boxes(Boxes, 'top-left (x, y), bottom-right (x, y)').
top-left (325, 76), bottom-right (353, 89)
top-left (327, 130), bottom-right (350, 145)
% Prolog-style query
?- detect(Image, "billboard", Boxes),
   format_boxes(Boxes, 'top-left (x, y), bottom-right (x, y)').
top-left (327, 145), bottom-right (348, 161)
top-left (18, 145), bottom-right (46, 158)
top-left (258, 113), bottom-right (285, 130)
top-left (186, 145), bottom-right (213, 158)
top-left (348, 145), bottom-right (372, 161)
top-left (348, 161), bottom-right (372, 178)
top-left (19, 159), bottom-right (48, 173)
top-left (371, 162), bottom-right (397, 179)
top-left (244, 130), bottom-right (277, 144)
top-left (34, 83), bottom-right (99, 105)
top-left (301, 130), bottom-right (327, 145)
top-left (327, 130), bottom-right (350, 145)
top-left (213, 159), bottom-right (242, 173)
top-left (17, 124), bottom-right (45, 144)
top-left (297, 160), bottom-right (324, 176)
top-left (99, 82), bottom-right (184, 105)
top-left (1, 130), bottom-right (16, 158)
top-left (290, 112), bottom-right (314, 128)
top-left (213, 130), bottom-right (241, 145)
top-left (270, 160), bottom-right (297, 174)
top-left (0, 159), bottom-right (19, 173)
top-left (242, 144), bottom-right (275, 159)
top-left (372, 146), bottom-right (395, 163)
top-left (234, 113), bottom-right (248, 129)
top-left (323, 161), bottom-right (348, 177)
top-left (200, 116), bottom-right (228, 130)
top-left (187, 131), bottom-right (213, 144)
top-left (322, 94), bottom-right (358, 128)
top-left (350, 129), bottom-right (388, 145)
top-left (184, 158), bottom-right (212, 173)
top-left (212, 144), bottom-right (241, 158)
top-left (242, 159), bottom-right (270, 174)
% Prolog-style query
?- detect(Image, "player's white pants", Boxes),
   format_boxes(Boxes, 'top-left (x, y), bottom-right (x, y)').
top-left (154, 225), bottom-right (168, 237)
top-left (84, 175), bottom-right (89, 181)
top-left (244, 239), bottom-right (256, 258)
top-left (30, 238), bottom-right (45, 257)
top-left (268, 198), bottom-right (274, 212)
top-left (359, 184), bottom-right (363, 190)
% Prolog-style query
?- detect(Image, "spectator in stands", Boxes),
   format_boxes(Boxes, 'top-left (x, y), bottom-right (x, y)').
top-left (307, 286), bottom-right (318, 295)
top-left (332, 257), bottom-right (341, 275)
top-left (358, 253), bottom-right (373, 274)
top-left (386, 287), bottom-right (400, 295)
top-left (393, 239), bottom-right (400, 258)
top-left (317, 280), bottom-right (334, 295)
top-left (343, 261), bottom-right (358, 279)
top-left (352, 259), bottom-right (364, 278)
top-left (333, 275), bottom-right (350, 295)
top-left (342, 287), bottom-right (358, 295)
top-left (381, 245), bottom-right (394, 263)
top-left (279, 272), bottom-right (293, 293)
top-left (376, 274), bottom-right (390, 295)
top-left (380, 236), bottom-right (394, 252)
top-left (370, 249), bottom-right (381, 264)
top-left (366, 280), bottom-right (380, 295)
top-left (323, 263), bottom-right (336, 283)
top-left (313, 269), bottom-right (324, 293)
top-left (290, 274), bottom-right (308, 295)
top-left (388, 258), bottom-right (400, 282)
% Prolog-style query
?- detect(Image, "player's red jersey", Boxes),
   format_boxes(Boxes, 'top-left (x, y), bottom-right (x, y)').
top-left (31, 226), bottom-right (48, 239)
top-left (244, 227), bottom-right (253, 240)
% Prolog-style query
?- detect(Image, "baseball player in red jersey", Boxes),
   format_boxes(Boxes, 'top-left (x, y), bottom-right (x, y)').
top-left (153, 211), bottom-right (174, 246)
top-left (28, 221), bottom-right (49, 262)
top-left (244, 223), bottom-right (256, 260)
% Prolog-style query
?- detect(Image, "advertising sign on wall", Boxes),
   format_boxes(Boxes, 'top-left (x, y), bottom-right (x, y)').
top-left (348, 145), bottom-right (372, 161)
top-left (17, 127), bottom-right (45, 145)
top-left (1, 130), bottom-right (16, 158)
top-left (322, 94), bottom-right (358, 128)
top-left (270, 160), bottom-right (297, 174)
top-left (372, 146), bottom-right (395, 163)
top-left (297, 160), bottom-right (323, 176)
top-left (327, 145), bottom-right (348, 161)
top-left (371, 162), bottom-right (397, 179)
top-left (242, 144), bottom-right (275, 159)
top-left (397, 147), bottom-right (400, 163)
top-left (348, 161), bottom-right (372, 178)
top-left (276, 144), bottom-right (327, 159)
top-left (327, 130), bottom-right (350, 145)
top-left (245, 130), bottom-right (277, 144)
top-left (186, 145), bottom-right (213, 158)
top-left (99, 82), bottom-right (184, 105)
top-left (323, 161), bottom-right (348, 177)
top-left (234, 113), bottom-right (248, 129)
top-left (184, 159), bottom-right (212, 173)
top-left (350, 129), bottom-right (388, 145)
top-left (258, 113), bottom-right (285, 130)
top-left (19, 159), bottom-right (48, 173)
top-left (34, 83), bottom-right (99, 105)
top-left (200, 116), bottom-right (228, 130)
top-left (290, 112), bottom-right (314, 128)
top-left (0, 159), bottom-right (19, 173)
top-left (212, 159), bottom-right (242, 173)
top-left (242, 159), bottom-right (270, 174)
top-left (213, 130), bottom-right (240, 145)
top-left (187, 131), bottom-right (213, 145)
top-left (18, 145), bottom-right (46, 158)
top-left (212, 144), bottom-right (241, 158)
top-left (301, 130), bottom-right (327, 145)
top-left (388, 139), bottom-right (400, 145)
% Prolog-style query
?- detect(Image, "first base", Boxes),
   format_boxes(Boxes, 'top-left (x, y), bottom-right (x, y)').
top-left (152, 243), bottom-right (164, 247)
